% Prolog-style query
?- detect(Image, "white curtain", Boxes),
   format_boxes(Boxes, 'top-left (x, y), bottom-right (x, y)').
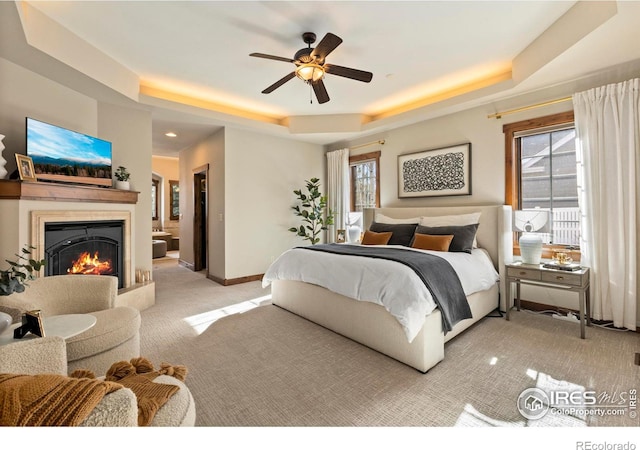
top-left (573, 78), bottom-right (640, 330)
top-left (326, 148), bottom-right (350, 243)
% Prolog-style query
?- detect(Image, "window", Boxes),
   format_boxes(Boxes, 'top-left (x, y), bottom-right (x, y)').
top-left (349, 151), bottom-right (381, 212)
top-left (504, 111), bottom-right (580, 255)
top-left (151, 178), bottom-right (159, 220)
top-left (169, 180), bottom-right (180, 221)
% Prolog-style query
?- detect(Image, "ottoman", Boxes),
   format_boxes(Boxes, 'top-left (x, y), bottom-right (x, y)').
top-left (152, 239), bottom-right (167, 258)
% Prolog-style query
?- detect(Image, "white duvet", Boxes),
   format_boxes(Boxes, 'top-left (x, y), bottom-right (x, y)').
top-left (262, 244), bottom-right (499, 343)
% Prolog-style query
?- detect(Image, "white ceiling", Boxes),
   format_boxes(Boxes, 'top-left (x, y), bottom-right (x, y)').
top-left (21, 1), bottom-right (640, 155)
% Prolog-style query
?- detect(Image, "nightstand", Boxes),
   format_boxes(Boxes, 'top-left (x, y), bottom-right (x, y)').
top-left (505, 261), bottom-right (591, 339)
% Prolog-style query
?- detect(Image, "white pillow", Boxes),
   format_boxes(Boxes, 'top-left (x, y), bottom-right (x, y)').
top-left (374, 213), bottom-right (420, 224)
top-left (419, 212), bottom-right (481, 247)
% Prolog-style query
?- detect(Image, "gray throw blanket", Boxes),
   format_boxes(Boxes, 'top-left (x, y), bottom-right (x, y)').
top-left (299, 244), bottom-right (472, 333)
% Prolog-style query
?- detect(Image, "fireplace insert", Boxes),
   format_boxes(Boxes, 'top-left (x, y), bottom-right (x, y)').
top-left (44, 220), bottom-right (124, 289)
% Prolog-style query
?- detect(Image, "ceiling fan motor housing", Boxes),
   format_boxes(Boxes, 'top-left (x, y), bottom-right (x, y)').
top-left (294, 48), bottom-right (314, 64)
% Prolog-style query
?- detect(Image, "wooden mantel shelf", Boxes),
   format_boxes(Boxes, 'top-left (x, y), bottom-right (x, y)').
top-left (0, 179), bottom-right (139, 204)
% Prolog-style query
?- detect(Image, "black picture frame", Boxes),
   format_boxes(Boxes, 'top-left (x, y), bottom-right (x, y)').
top-left (397, 143), bottom-right (471, 198)
top-left (13, 309), bottom-right (45, 339)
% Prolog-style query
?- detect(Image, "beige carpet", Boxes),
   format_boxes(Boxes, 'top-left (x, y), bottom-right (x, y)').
top-left (142, 260), bottom-right (640, 427)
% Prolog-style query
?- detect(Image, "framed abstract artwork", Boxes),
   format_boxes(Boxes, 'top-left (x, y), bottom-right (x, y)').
top-left (397, 143), bottom-right (471, 198)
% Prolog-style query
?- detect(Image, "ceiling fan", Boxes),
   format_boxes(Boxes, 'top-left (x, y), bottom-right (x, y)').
top-left (249, 32), bottom-right (373, 104)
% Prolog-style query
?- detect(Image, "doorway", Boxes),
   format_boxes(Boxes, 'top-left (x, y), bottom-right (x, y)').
top-left (193, 165), bottom-right (208, 273)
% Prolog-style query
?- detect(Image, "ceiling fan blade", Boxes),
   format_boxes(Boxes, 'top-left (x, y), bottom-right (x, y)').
top-left (262, 72), bottom-right (296, 94)
top-left (250, 53), bottom-right (295, 63)
top-left (310, 33), bottom-right (342, 62)
top-left (312, 79), bottom-right (330, 104)
top-left (324, 64), bottom-right (373, 83)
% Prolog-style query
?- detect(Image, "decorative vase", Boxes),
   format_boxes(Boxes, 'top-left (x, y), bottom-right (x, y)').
top-left (0, 311), bottom-right (12, 335)
top-left (0, 134), bottom-right (7, 179)
top-left (115, 180), bottom-right (130, 190)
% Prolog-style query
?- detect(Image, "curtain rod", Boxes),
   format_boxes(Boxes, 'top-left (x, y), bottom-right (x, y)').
top-left (487, 96), bottom-right (572, 119)
top-left (350, 139), bottom-right (385, 150)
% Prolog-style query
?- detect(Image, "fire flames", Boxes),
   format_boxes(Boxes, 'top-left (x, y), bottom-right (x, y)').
top-left (67, 251), bottom-right (113, 275)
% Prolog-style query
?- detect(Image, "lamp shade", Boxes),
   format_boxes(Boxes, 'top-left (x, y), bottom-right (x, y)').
top-left (346, 212), bottom-right (363, 243)
top-left (513, 209), bottom-right (550, 265)
top-left (513, 209), bottom-right (550, 233)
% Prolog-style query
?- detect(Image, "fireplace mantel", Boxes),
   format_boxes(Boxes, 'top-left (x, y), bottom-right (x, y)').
top-left (0, 180), bottom-right (138, 204)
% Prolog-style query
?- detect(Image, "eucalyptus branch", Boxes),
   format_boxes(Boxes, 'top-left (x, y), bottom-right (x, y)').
top-left (0, 245), bottom-right (46, 296)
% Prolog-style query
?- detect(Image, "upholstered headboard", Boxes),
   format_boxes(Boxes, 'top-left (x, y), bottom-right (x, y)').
top-left (363, 205), bottom-right (513, 309)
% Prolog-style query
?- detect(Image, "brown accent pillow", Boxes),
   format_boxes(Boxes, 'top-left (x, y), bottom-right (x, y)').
top-left (411, 233), bottom-right (454, 252)
top-left (361, 230), bottom-right (393, 245)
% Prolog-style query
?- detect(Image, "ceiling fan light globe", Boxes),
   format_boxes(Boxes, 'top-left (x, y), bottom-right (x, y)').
top-left (296, 63), bottom-right (325, 82)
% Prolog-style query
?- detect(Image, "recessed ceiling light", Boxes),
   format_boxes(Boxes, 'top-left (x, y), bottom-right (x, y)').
top-left (165, 132), bottom-right (177, 137)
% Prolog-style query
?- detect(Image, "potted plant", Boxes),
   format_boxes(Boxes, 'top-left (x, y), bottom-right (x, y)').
top-left (114, 166), bottom-right (130, 190)
top-left (288, 178), bottom-right (334, 245)
top-left (0, 245), bottom-right (45, 297)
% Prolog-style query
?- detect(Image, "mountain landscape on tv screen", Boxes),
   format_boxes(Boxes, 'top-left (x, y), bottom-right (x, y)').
top-left (31, 155), bottom-right (112, 180)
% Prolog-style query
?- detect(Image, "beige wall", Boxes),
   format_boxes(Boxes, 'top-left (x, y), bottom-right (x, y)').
top-left (224, 127), bottom-right (325, 279)
top-left (98, 102), bottom-right (153, 274)
top-left (179, 128), bottom-right (225, 279)
top-left (152, 155), bottom-right (180, 236)
top-left (178, 127), bottom-right (324, 281)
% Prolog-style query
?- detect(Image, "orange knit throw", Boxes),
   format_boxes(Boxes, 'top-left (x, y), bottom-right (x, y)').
top-left (0, 357), bottom-right (188, 427)
top-left (72, 357), bottom-right (188, 426)
top-left (0, 373), bottom-right (122, 426)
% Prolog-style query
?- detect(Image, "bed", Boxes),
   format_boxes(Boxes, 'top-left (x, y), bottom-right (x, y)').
top-left (263, 205), bottom-right (513, 373)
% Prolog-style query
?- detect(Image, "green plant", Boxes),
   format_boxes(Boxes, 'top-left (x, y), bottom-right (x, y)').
top-left (115, 166), bottom-right (130, 182)
top-left (288, 178), bottom-right (334, 245)
top-left (0, 245), bottom-right (45, 296)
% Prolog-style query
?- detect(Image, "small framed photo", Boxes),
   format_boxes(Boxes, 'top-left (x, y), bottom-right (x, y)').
top-left (16, 154), bottom-right (37, 182)
top-left (336, 229), bottom-right (346, 243)
top-left (13, 309), bottom-right (45, 339)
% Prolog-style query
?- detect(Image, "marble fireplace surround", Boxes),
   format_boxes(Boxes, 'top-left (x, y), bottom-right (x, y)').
top-left (31, 210), bottom-right (133, 288)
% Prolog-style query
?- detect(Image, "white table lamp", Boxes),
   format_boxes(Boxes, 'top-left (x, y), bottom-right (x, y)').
top-left (513, 209), bottom-right (550, 264)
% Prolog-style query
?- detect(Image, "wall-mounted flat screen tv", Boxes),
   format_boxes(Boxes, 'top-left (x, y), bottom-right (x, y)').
top-left (26, 117), bottom-right (112, 187)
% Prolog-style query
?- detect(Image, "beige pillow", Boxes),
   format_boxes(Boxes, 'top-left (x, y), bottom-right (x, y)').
top-left (418, 212), bottom-right (481, 227)
top-left (375, 213), bottom-right (420, 224)
top-left (411, 233), bottom-right (454, 252)
top-left (361, 230), bottom-right (393, 245)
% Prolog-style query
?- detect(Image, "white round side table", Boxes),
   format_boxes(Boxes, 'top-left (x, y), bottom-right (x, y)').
top-left (0, 314), bottom-right (96, 347)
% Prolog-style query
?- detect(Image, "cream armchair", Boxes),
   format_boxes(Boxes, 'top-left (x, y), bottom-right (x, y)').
top-left (0, 336), bottom-right (196, 426)
top-left (0, 275), bottom-right (140, 374)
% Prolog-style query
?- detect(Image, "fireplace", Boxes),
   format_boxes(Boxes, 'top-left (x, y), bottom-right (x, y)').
top-left (44, 220), bottom-right (125, 288)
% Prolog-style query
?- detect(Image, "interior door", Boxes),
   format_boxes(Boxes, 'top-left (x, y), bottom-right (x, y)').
top-left (193, 167), bottom-right (208, 273)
